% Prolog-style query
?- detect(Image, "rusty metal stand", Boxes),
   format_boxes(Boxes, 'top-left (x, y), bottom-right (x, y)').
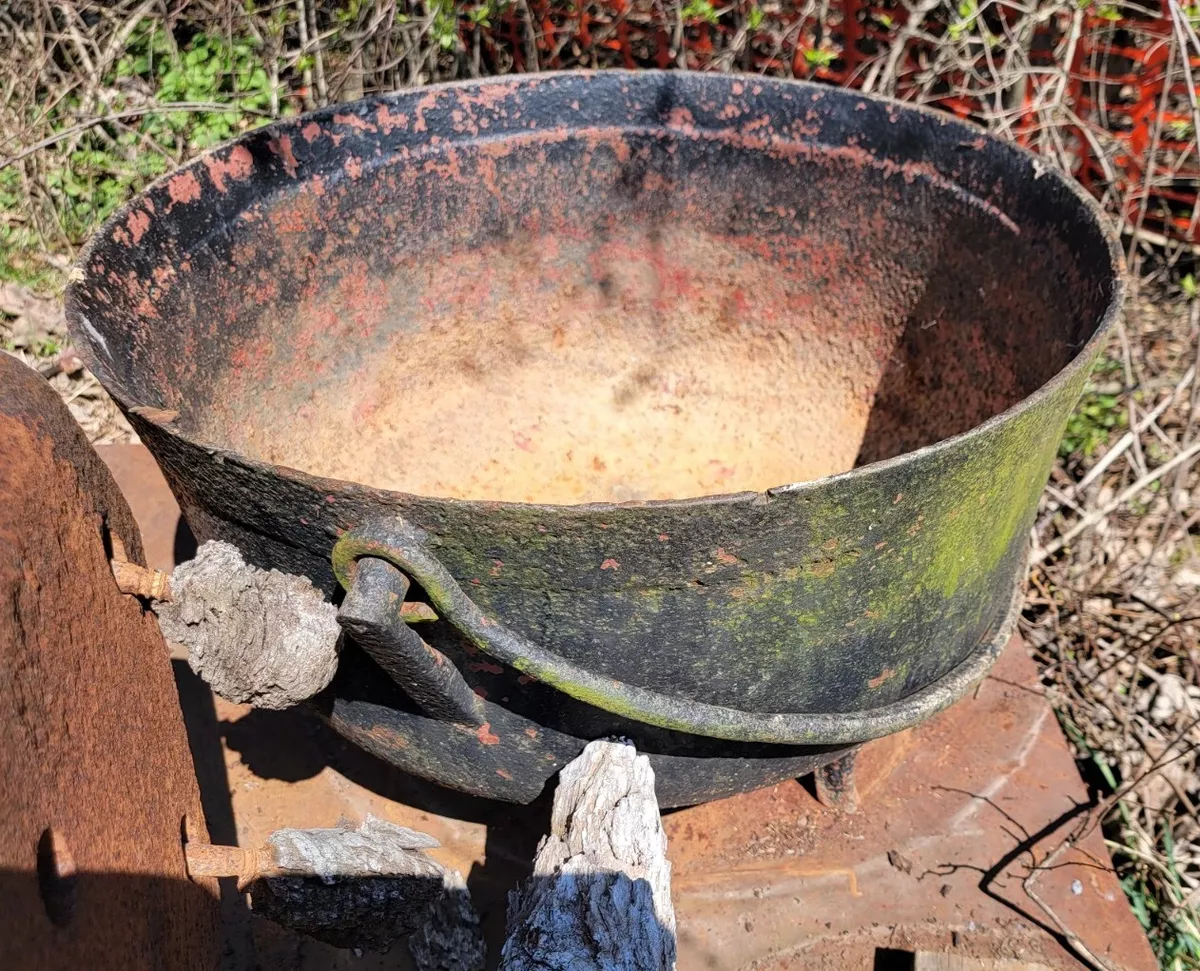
top-left (99, 442), bottom-right (1159, 971)
top-left (0, 359), bottom-right (220, 971)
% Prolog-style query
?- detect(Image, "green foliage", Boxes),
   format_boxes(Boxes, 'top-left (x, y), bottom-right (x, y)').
top-left (1059, 357), bottom-right (1127, 458)
top-left (1097, 4), bottom-right (1122, 20)
top-left (948, 0), bottom-right (977, 40)
top-left (467, 2), bottom-right (494, 27)
top-left (1182, 273), bottom-right (1197, 300)
top-left (682, 0), bottom-right (720, 25)
top-left (7, 19), bottom-right (278, 265)
top-left (0, 169), bottom-right (62, 291)
top-left (32, 336), bottom-right (61, 357)
top-left (747, 4), bottom-right (765, 29)
top-left (430, 0), bottom-right (461, 49)
top-left (803, 48), bottom-right (836, 69)
top-left (115, 23), bottom-right (274, 150)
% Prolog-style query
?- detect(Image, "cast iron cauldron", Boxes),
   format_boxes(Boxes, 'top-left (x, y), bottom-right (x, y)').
top-left (67, 71), bottom-right (1123, 807)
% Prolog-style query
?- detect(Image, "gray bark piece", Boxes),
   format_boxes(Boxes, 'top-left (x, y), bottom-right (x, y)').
top-left (268, 815), bottom-right (442, 879)
top-left (249, 815), bottom-right (447, 952)
top-left (499, 740), bottom-right (676, 971)
top-left (154, 540), bottom-right (340, 709)
top-left (408, 870), bottom-right (488, 971)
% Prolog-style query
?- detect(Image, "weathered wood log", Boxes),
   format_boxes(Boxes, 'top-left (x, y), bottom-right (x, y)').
top-left (115, 541), bottom-right (437, 709)
top-left (185, 815), bottom-right (446, 952)
top-left (498, 739), bottom-right (676, 971)
top-left (408, 870), bottom-right (488, 971)
top-left (151, 540), bottom-right (341, 709)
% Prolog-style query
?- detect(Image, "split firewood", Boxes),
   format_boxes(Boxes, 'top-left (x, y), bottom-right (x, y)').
top-left (185, 815), bottom-right (448, 951)
top-left (497, 739), bottom-right (676, 971)
top-left (407, 870), bottom-right (488, 971)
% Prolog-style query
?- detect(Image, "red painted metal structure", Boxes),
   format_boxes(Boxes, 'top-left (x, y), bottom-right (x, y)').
top-left (462, 0), bottom-right (1197, 242)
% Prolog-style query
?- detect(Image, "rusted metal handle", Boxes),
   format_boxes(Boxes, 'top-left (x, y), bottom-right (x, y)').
top-left (337, 556), bottom-right (484, 726)
top-left (331, 515), bottom-right (1018, 746)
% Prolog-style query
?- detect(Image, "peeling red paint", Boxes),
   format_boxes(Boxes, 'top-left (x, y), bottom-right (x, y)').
top-left (376, 104), bottom-right (409, 134)
top-left (127, 209), bottom-right (151, 244)
top-left (476, 722), bottom-right (500, 745)
top-left (334, 112), bottom-right (378, 134)
top-left (270, 135), bottom-right (299, 178)
top-left (468, 660), bottom-right (505, 675)
top-left (869, 667), bottom-right (897, 689)
top-left (496, 768), bottom-right (513, 780)
top-left (300, 121), bottom-right (322, 143)
top-left (166, 171), bottom-right (201, 208)
top-left (600, 558), bottom-right (620, 571)
top-left (204, 144), bottom-right (254, 193)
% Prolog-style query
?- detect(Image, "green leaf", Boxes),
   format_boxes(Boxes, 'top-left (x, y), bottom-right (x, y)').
top-left (1182, 273), bottom-right (1197, 300)
top-left (681, 0), bottom-right (720, 24)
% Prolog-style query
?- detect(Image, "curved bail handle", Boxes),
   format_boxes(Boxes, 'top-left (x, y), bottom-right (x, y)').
top-left (331, 515), bottom-right (1016, 746)
top-left (337, 555), bottom-right (484, 726)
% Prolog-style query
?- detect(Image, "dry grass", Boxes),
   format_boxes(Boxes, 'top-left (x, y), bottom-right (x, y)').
top-left (1025, 269), bottom-right (1200, 968)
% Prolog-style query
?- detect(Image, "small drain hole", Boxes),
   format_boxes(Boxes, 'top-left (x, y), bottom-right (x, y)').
top-left (37, 827), bottom-right (78, 928)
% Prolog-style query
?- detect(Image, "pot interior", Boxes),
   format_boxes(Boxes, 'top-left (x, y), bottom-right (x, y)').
top-left (73, 75), bottom-right (1115, 505)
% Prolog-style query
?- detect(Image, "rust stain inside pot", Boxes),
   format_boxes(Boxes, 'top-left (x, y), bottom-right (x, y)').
top-left (204, 225), bottom-right (905, 503)
top-left (199, 206), bottom-right (1042, 506)
top-left (98, 109), bottom-right (1087, 507)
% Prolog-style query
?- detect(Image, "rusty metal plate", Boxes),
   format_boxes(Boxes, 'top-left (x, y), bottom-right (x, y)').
top-left (102, 441), bottom-right (1156, 971)
top-left (0, 357), bottom-right (220, 970)
top-left (664, 643), bottom-right (1158, 971)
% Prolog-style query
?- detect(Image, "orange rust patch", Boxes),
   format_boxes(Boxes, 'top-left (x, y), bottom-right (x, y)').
top-left (808, 558), bottom-right (836, 579)
top-left (362, 723), bottom-right (409, 749)
top-left (300, 121), bottom-right (322, 143)
top-left (476, 722), bottom-right (500, 746)
top-left (271, 134), bottom-right (299, 178)
top-left (868, 667), bottom-right (897, 689)
top-left (334, 112), bottom-right (378, 133)
top-left (713, 548), bottom-right (740, 565)
top-left (166, 171), bottom-right (201, 208)
top-left (376, 105), bottom-right (409, 134)
top-left (204, 145), bottom-right (254, 193)
top-left (126, 210), bottom-right (151, 244)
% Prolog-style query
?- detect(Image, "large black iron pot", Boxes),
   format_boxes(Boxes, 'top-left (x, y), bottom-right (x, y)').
top-left (67, 71), bottom-right (1123, 807)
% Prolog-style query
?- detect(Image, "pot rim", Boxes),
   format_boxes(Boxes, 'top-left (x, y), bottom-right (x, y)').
top-left (65, 68), bottom-right (1127, 516)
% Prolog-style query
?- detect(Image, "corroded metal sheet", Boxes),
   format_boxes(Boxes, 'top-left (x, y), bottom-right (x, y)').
top-left (0, 358), bottom-right (220, 970)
